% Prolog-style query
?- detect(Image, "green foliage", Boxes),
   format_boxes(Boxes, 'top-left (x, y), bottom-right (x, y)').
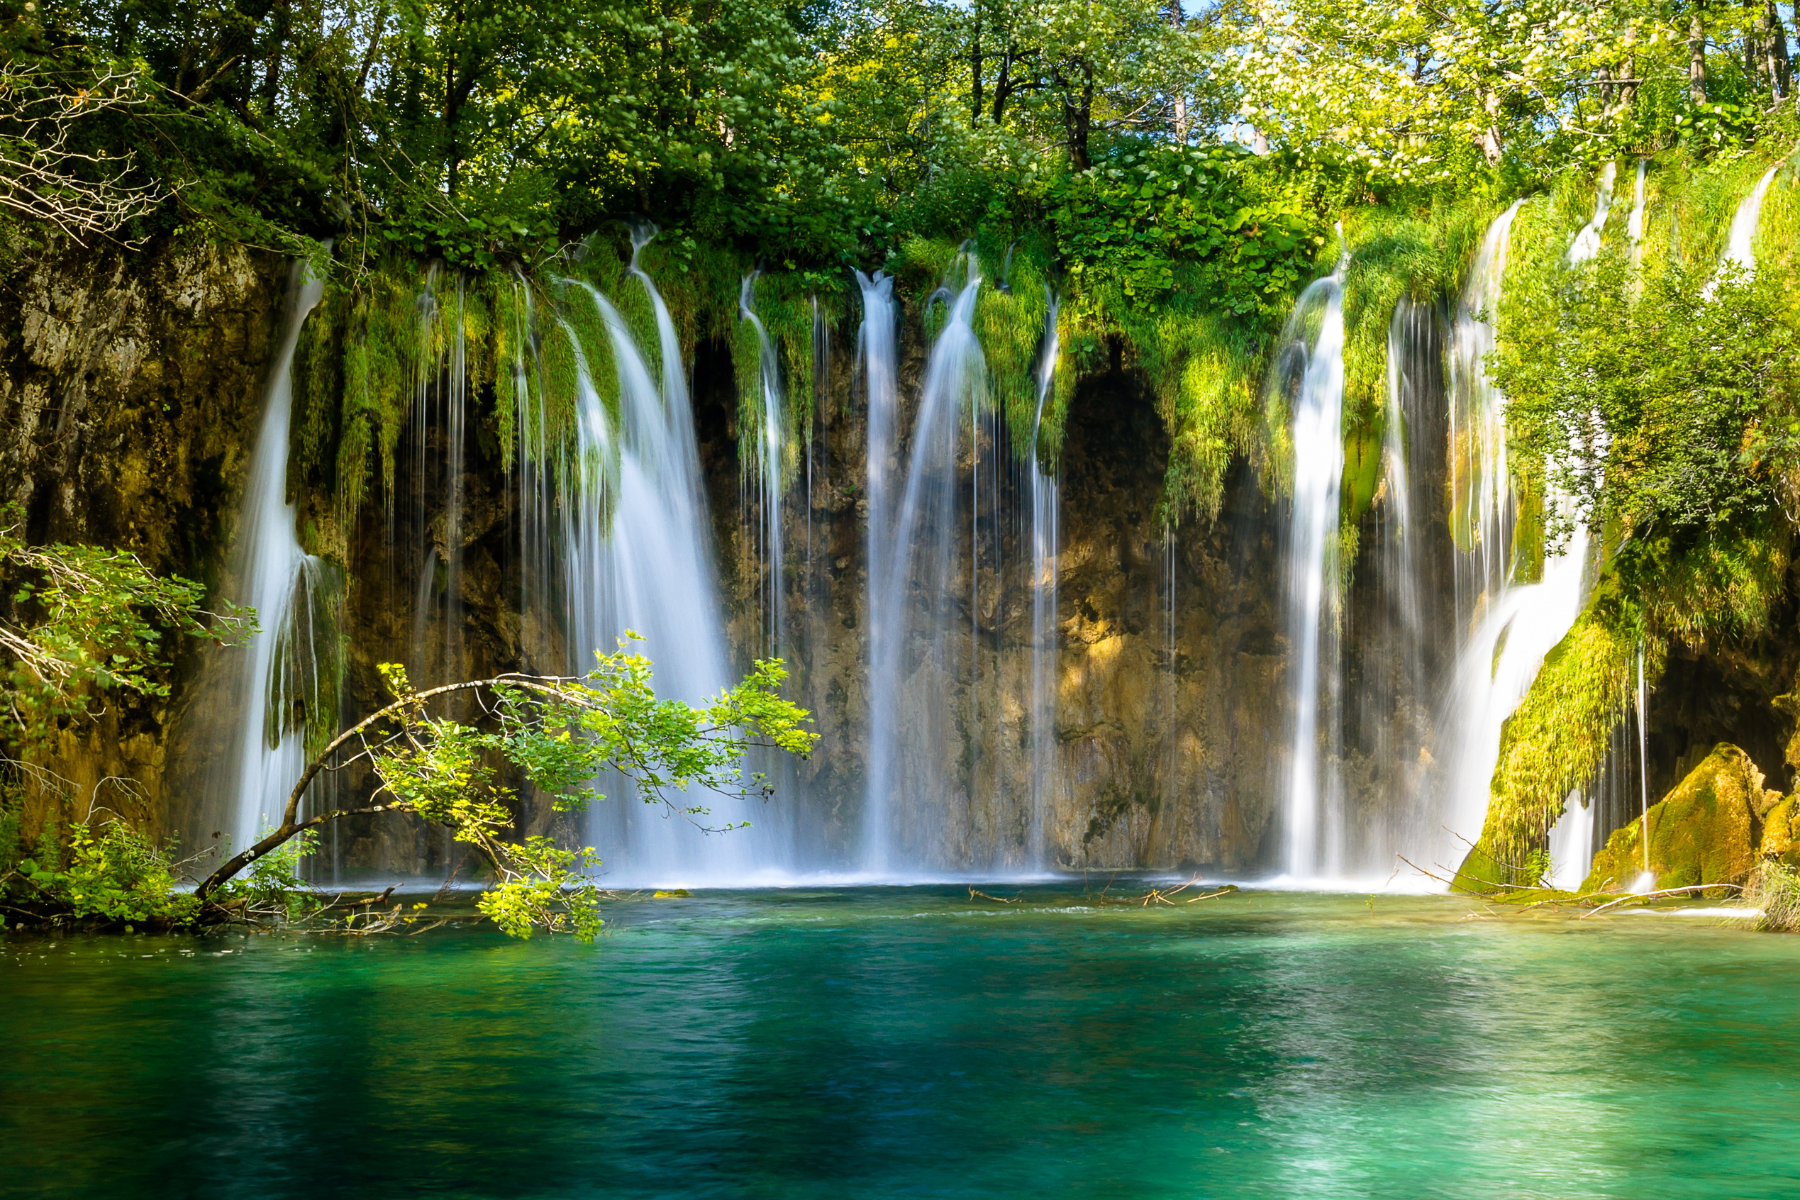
top-left (204, 640), bottom-right (818, 942)
top-left (1748, 859), bottom-right (1800, 931)
top-left (0, 508), bottom-right (249, 748)
top-left (1047, 144), bottom-right (1319, 320)
top-left (2, 814), bottom-right (200, 928)
top-left (1495, 254), bottom-right (1800, 546)
top-left (220, 828), bottom-right (320, 921)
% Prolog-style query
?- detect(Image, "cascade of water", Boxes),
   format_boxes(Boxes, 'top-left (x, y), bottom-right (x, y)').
top-left (219, 262), bottom-right (329, 859)
top-left (557, 249), bottom-right (746, 884)
top-left (1275, 251), bottom-right (1349, 880)
top-left (1627, 160), bottom-right (1649, 247)
top-left (407, 273), bottom-right (471, 690)
top-left (1446, 204), bottom-right (1525, 618)
top-left (1546, 788), bottom-right (1594, 890)
top-left (1631, 647), bottom-right (1654, 891)
top-left (508, 277), bottom-right (557, 667)
top-left (1349, 296), bottom-right (1447, 876)
top-left (863, 254), bottom-right (987, 873)
top-left (739, 275), bottom-right (787, 658)
top-left (1723, 167), bottom-right (1779, 272)
top-left (1440, 202), bottom-right (1593, 876)
top-left (856, 270), bottom-right (900, 873)
top-left (1027, 288), bottom-right (1061, 866)
top-left (1568, 162), bottom-right (1618, 262)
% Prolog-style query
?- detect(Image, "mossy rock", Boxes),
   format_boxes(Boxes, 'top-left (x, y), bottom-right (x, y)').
top-left (1450, 838), bottom-right (1515, 894)
top-left (1758, 797), bottom-right (1800, 867)
top-left (1581, 743), bottom-right (1778, 895)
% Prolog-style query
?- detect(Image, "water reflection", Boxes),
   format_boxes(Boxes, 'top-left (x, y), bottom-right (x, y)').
top-left (3, 890), bottom-right (1797, 1199)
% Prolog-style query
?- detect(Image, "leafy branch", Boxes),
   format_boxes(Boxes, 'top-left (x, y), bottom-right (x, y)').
top-left (195, 635), bottom-right (817, 941)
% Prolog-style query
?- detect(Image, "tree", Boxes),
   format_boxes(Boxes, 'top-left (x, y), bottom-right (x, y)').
top-left (0, 511), bottom-right (247, 745)
top-left (195, 639), bottom-right (817, 939)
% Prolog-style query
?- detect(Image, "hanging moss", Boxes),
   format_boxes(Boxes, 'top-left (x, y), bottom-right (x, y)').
top-left (973, 238), bottom-right (1052, 457)
top-left (1478, 574), bottom-right (1653, 870)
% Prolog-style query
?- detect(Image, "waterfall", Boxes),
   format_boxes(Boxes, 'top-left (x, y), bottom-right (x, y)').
top-left (739, 275), bottom-right (786, 658)
top-left (1275, 257), bottom-right (1348, 881)
top-left (1439, 201), bottom-right (1593, 876)
top-left (1723, 166), bottom-right (1779, 272)
top-left (1545, 789), bottom-right (1593, 890)
top-left (863, 254), bottom-right (986, 873)
top-left (1567, 161), bottom-right (1617, 262)
top-left (857, 270), bottom-right (899, 871)
top-left (407, 274), bottom-right (471, 689)
top-left (1351, 296), bottom-right (1446, 875)
top-left (219, 262), bottom-right (329, 859)
top-left (1027, 288), bottom-right (1061, 866)
top-left (556, 239), bottom-right (745, 885)
top-left (1627, 159), bottom-right (1648, 254)
top-left (1630, 648), bottom-right (1654, 892)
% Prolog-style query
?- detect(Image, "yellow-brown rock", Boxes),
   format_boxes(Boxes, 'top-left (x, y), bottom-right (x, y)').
top-left (1582, 743), bottom-right (1779, 894)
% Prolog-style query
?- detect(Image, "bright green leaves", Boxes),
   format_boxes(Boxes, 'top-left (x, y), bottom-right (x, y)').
top-left (351, 639), bottom-right (817, 942)
top-left (0, 507), bottom-right (251, 748)
top-left (7, 818), bottom-right (202, 927)
top-left (476, 839), bottom-right (605, 939)
top-left (1493, 244), bottom-right (1800, 547)
top-left (1047, 144), bottom-right (1318, 317)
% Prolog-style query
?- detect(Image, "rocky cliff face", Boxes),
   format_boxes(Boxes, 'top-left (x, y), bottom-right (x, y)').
top-left (0, 237), bottom-right (287, 841)
top-left (699, 316), bottom-right (1290, 875)
top-left (8, 243), bottom-right (1800, 882)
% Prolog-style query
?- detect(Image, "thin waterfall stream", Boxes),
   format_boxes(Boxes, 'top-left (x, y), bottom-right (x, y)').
top-left (863, 252), bottom-right (986, 874)
top-left (1027, 288), bottom-right (1061, 867)
top-left (1275, 252), bottom-right (1348, 882)
top-left (216, 261), bottom-right (330, 861)
top-left (739, 274), bottom-right (787, 661)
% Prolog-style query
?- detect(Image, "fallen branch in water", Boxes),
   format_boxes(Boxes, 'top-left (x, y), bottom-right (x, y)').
top-left (1517, 885), bottom-right (1622, 911)
top-left (1584, 884), bottom-right (1744, 918)
top-left (968, 887), bottom-right (1018, 904)
top-left (1396, 855), bottom-right (1455, 886)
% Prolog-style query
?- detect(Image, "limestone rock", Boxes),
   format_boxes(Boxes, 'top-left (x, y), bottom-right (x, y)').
top-left (1581, 742), bottom-right (1778, 894)
top-left (1758, 796), bottom-right (1800, 867)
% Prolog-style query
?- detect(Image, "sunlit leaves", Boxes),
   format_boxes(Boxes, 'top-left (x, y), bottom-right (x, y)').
top-left (350, 639), bottom-right (816, 941)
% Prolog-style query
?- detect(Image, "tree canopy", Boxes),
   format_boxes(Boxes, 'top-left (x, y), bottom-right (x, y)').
top-left (7, 0), bottom-right (1792, 271)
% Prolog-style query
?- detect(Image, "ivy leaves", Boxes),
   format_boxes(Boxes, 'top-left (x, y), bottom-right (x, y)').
top-left (1047, 144), bottom-right (1315, 315)
top-left (1494, 249), bottom-right (1800, 545)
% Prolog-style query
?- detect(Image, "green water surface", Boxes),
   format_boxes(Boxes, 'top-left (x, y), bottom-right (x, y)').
top-left (3, 887), bottom-right (1798, 1199)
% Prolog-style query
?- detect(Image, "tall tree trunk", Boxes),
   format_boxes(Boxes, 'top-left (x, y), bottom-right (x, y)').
top-left (1063, 60), bottom-right (1094, 170)
top-left (261, 0), bottom-right (290, 116)
top-left (356, 1), bottom-right (391, 96)
top-left (1618, 41), bottom-right (1638, 115)
top-left (1478, 88), bottom-right (1503, 165)
top-left (1762, 0), bottom-right (1791, 98)
top-left (991, 48), bottom-right (1013, 123)
top-left (1689, 2), bottom-right (1708, 104)
top-left (970, 15), bottom-right (983, 123)
top-left (1167, 0), bottom-right (1187, 142)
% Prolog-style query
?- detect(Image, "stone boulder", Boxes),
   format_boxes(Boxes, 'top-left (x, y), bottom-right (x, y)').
top-left (1582, 743), bottom-right (1781, 894)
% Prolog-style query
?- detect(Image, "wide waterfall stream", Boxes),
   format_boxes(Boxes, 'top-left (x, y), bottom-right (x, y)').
top-left (187, 162), bottom-right (1796, 897)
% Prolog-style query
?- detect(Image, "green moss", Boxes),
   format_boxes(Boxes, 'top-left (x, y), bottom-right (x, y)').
top-left (1481, 574), bottom-right (1652, 865)
top-left (1582, 743), bottom-right (1774, 894)
top-left (1339, 425), bottom-right (1383, 530)
top-left (973, 238), bottom-right (1052, 457)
